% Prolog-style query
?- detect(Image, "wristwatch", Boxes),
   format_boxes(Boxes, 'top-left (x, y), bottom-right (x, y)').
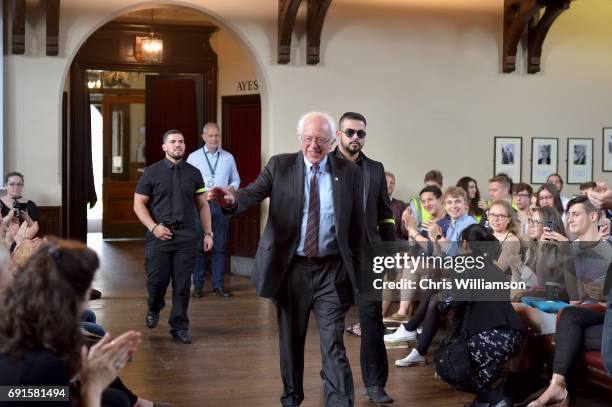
top-left (204, 232), bottom-right (214, 238)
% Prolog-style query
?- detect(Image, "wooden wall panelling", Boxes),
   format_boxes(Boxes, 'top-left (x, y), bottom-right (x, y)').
top-left (38, 206), bottom-right (62, 237)
top-left (11, 0), bottom-right (25, 54)
top-left (306, 0), bottom-right (332, 65)
top-left (45, 0), bottom-right (60, 56)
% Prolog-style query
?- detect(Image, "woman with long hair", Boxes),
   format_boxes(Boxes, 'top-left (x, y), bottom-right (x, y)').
top-left (536, 183), bottom-right (565, 215)
top-left (456, 176), bottom-right (485, 222)
top-left (487, 200), bottom-right (521, 276)
top-left (0, 238), bottom-right (141, 407)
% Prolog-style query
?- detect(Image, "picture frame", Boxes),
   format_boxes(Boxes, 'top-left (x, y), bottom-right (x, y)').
top-left (531, 138), bottom-right (558, 184)
top-left (566, 138), bottom-right (593, 184)
top-left (494, 137), bottom-right (522, 182)
top-left (603, 127), bottom-right (612, 172)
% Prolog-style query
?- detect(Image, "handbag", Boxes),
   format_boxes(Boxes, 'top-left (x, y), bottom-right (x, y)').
top-left (434, 305), bottom-right (471, 388)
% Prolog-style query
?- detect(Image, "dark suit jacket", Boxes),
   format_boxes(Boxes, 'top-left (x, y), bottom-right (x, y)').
top-left (358, 152), bottom-right (396, 242)
top-left (225, 152), bottom-right (364, 298)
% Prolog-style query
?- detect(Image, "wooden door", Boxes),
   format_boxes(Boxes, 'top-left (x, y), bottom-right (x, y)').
top-left (102, 95), bottom-right (145, 238)
top-left (222, 95), bottom-right (261, 257)
top-left (145, 75), bottom-right (202, 163)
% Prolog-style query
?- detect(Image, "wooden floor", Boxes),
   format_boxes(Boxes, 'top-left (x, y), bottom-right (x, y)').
top-left (86, 235), bottom-right (609, 407)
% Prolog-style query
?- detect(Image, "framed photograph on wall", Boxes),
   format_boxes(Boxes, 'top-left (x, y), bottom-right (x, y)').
top-left (603, 128), bottom-right (612, 172)
top-left (531, 138), bottom-right (558, 184)
top-left (567, 138), bottom-right (593, 184)
top-left (494, 137), bottom-right (522, 182)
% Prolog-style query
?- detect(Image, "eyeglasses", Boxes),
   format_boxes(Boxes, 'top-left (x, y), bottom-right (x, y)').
top-left (488, 213), bottom-right (509, 220)
top-left (341, 128), bottom-right (367, 139)
top-left (7, 183), bottom-right (24, 187)
top-left (302, 136), bottom-right (331, 145)
top-left (514, 193), bottom-right (531, 198)
top-left (527, 219), bottom-right (544, 226)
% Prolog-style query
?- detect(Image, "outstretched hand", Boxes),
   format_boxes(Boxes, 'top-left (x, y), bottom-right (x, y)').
top-left (207, 186), bottom-right (236, 208)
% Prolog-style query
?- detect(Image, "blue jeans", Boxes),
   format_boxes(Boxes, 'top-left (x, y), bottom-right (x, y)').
top-left (80, 308), bottom-right (106, 337)
top-left (603, 295), bottom-right (612, 374)
top-left (192, 202), bottom-right (229, 289)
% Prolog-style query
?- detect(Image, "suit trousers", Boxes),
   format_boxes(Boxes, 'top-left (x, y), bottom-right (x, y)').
top-left (275, 255), bottom-right (354, 407)
top-left (145, 229), bottom-right (198, 333)
top-left (357, 295), bottom-right (388, 388)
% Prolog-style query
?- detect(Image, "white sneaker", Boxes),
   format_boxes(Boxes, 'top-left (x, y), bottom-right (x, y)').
top-left (383, 324), bottom-right (416, 343)
top-left (395, 348), bottom-right (426, 367)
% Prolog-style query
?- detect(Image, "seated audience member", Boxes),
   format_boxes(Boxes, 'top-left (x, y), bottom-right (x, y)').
top-left (385, 187), bottom-right (476, 363)
top-left (0, 172), bottom-right (40, 225)
top-left (451, 225), bottom-right (525, 407)
top-left (382, 171), bottom-right (408, 317)
top-left (536, 184), bottom-right (565, 218)
top-left (564, 196), bottom-right (610, 304)
top-left (527, 195), bottom-right (609, 407)
top-left (0, 238), bottom-right (142, 407)
top-left (479, 174), bottom-right (514, 226)
top-left (1, 239), bottom-right (164, 407)
top-left (579, 181), bottom-right (597, 196)
top-left (586, 185), bottom-right (612, 375)
top-left (512, 207), bottom-right (570, 294)
top-left (402, 185), bottom-right (450, 241)
top-left (408, 170), bottom-right (443, 229)
top-left (487, 200), bottom-right (521, 276)
top-left (456, 176), bottom-right (485, 223)
top-left (546, 173), bottom-right (570, 211)
top-left (529, 195), bottom-right (539, 215)
top-left (512, 183), bottom-right (533, 237)
top-left (385, 171), bottom-right (407, 241)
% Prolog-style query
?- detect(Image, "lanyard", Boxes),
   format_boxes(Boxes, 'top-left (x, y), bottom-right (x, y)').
top-left (203, 147), bottom-right (220, 177)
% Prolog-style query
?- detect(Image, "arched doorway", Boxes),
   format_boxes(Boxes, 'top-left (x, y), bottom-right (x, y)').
top-left (63, 4), bottom-right (263, 252)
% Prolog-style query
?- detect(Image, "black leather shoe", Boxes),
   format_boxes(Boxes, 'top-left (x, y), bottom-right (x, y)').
top-left (171, 330), bottom-right (192, 344)
top-left (146, 310), bottom-right (159, 329)
top-left (191, 287), bottom-right (204, 298)
top-left (214, 287), bottom-right (231, 297)
top-left (89, 288), bottom-right (102, 300)
top-left (364, 386), bottom-right (393, 404)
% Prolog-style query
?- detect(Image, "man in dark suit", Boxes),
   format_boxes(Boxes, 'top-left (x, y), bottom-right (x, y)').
top-left (208, 112), bottom-right (364, 407)
top-left (334, 112), bottom-right (396, 404)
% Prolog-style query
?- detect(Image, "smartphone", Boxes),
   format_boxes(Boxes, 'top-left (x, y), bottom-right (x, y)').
top-left (546, 221), bottom-right (554, 231)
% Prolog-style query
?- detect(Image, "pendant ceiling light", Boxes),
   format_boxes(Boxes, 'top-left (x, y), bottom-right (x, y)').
top-left (135, 9), bottom-right (163, 63)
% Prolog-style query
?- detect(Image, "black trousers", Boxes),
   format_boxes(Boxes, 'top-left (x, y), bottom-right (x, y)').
top-left (275, 256), bottom-right (354, 407)
top-left (404, 290), bottom-right (441, 355)
top-left (357, 295), bottom-right (388, 388)
top-left (145, 229), bottom-right (198, 333)
top-left (553, 306), bottom-right (603, 378)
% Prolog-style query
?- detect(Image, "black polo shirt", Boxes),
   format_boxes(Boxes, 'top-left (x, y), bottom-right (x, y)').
top-left (136, 158), bottom-right (206, 226)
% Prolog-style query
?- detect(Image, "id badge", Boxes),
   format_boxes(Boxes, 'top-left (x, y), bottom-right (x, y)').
top-left (204, 176), bottom-right (216, 190)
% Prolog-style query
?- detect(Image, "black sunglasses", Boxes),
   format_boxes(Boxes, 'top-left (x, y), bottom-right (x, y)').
top-left (341, 128), bottom-right (367, 139)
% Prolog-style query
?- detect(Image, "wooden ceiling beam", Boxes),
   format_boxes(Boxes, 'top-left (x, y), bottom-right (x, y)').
top-left (503, 0), bottom-right (572, 74)
top-left (306, 0), bottom-right (332, 65)
top-left (527, 0), bottom-right (571, 73)
top-left (278, 0), bottom-right (301, 64)
top-left (46, 0), bottom-right (61, 56)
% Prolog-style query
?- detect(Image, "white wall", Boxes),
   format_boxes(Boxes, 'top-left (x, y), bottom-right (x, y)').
top-left (4, 0), bottom-right (612, 205)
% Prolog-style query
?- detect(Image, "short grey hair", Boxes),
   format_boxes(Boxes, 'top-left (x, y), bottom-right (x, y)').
top-left (296, 111), bottom-right (336, 141)
top-left (202, 122), bottom-right (219, 134)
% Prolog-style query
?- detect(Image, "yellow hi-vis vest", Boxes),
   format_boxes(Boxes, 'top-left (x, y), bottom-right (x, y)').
top-left (410, 196), bottom-right (433, 228)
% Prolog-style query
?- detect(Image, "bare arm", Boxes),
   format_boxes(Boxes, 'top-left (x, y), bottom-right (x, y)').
top-left (196, 194), bottom-right (213, 251)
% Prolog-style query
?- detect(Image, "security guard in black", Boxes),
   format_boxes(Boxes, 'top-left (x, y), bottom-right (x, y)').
top-left (134, 131), bottom-right (212, 342)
